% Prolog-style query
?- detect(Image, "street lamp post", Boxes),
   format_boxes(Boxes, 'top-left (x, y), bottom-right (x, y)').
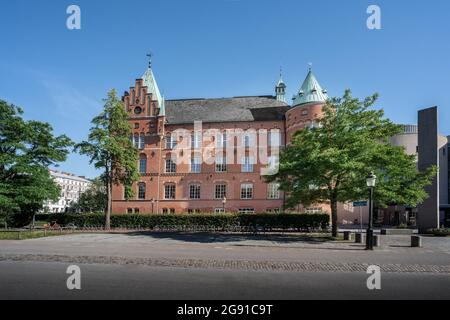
top-left (222, 197), bottom-right (227, 213)
top-left (366, 172), bottom-right (377, 250)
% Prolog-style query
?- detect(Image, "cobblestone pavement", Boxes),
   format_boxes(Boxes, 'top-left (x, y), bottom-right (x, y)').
top-left (1, 253), bottom-right (449, 274)
top-left (0, 232), bottom-right (449, 274)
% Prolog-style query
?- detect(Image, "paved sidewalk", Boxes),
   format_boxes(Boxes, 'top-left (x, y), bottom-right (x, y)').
top-left (0, 232), bottom-right (449, 272)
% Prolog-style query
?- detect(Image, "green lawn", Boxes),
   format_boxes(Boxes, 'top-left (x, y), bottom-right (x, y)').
top-left (0, 230), bottom-right (76, 240)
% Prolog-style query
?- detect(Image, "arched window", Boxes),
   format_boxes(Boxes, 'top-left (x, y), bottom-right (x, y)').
top-left (139, 154), bottom-right (147, 174)
top-left (138, 182), bottom-right (146, 200)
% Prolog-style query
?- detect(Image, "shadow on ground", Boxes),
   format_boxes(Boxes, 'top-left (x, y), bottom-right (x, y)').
top-left (123, 231), bottom-right (364, 251)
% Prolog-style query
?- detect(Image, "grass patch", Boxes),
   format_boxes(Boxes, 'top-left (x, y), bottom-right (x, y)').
top-left (0, 230), bottom-right (76, 240)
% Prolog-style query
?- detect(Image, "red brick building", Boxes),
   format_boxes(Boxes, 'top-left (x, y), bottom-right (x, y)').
top-left (111, 61), bottom-right (331, 215)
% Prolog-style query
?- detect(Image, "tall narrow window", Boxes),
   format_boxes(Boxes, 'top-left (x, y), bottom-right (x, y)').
top-left (216, 131), bottom-right (227, 149)
top-left (191, 132), bottom-right (202, 149)
top-left (139, 154), bottom-right (147, 174)
top-left (267, 183), bottom-right (280, 199)
top-left (241, 156), bottom-right (254, 173)
top-left (215, 155), bottom-right (227, 172)
top-left (133, 135), bottom-right (139, 148)
top-left (215, 184), bottom-right (227, 199)
top-left (138, 182), bottom-right (146, 200)
top-left (240, 183), bottom-right (253, 199)
top-left (165, 134), bottom-right (176, 149)
top-left (139, 134), bottom-right (145, 150)
top-left (189, 184), bottom-right (201, 199)
top-left (165, 184), bottom-right (176, 199)
top-left (165, 158), bottom-right (176, 173)
top-left (190, 155), bottom-right (201, 173)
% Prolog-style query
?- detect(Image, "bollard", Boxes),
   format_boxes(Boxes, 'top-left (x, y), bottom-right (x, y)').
top-left (411, 235), bottom-right (422, 248)
top-left (373, 235), bottom-right (380, 247)
top-left (355, 233), bottom-right (365, 244)
top-left (343, 231), bottom-right (353, 241)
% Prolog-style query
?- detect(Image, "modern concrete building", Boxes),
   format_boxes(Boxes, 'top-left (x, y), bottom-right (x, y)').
top-left (383, 119), bottom-right (449, 228)
top-left (43, 170), bottom-right (92, 213)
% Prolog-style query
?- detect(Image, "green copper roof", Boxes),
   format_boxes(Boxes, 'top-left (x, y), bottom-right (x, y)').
top-left (292, 70), bottom-right (328, 107)
top-left (142, 67), bottom-right (163, 109)
top-left (159, 95), bottom-right (166, 117)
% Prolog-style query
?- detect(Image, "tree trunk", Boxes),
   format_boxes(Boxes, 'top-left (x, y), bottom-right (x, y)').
top-left (105, 180), bottom-right (112, 230)
top-left (331, 199), bottom-right (338, 238)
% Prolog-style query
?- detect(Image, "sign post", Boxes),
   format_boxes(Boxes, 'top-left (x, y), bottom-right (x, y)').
top-left (353, 201), bottom-right (368, 232)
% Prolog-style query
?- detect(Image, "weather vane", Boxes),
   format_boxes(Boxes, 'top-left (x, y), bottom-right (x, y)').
top-left (147, 52), bottom-right (153, 68)
top-left (308, 62), bottom-right (313, 71)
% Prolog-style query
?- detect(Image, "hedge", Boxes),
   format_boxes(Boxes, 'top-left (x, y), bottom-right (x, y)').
top-left (34, 213), bottom-right (329, 231)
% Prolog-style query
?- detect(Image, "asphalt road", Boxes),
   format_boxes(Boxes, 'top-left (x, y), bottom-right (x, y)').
top-left (0, 261), bottom-right (449, 300)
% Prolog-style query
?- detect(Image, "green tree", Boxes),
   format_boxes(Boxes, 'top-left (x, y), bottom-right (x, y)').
top-left (267, 90), bottom-right (436, 237)
top-left (76, 89), bottom-right (139, 229)
top-left (69, 177), bottom-right (107, 213)
top-left (0, 100), bottom-right (72, 226)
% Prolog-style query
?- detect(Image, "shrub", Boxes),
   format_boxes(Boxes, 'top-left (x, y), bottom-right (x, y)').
top-left (426, 228), bottom-right (450, 237)
top-left (34, 213), bottom-right (330, 231)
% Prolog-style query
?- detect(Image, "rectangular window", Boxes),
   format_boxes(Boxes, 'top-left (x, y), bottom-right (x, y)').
top-left (139, 134), bottom-right (145, 150)
top-left (216, 132), bottom-right (227, 149)
top-left (238, 208), bottom-right (255, 214)
top-left (190, 156), bottom-right (201, 173)
top-left (162, 208), bottom-right (168, 214)
top-left (240, 183), bottom-right (253, 199)
top-left (214, 208), bottom-right (225, 214)
top-left (241, 156), bottom-right (254, 173)
top-left (165, 135), bottom-right (176, 149)
top-left (165, 184), bottom-right (176, 200)
top-left (165, 159), bottom-right (176, 173)
top-left (267, 183), bottom-right (280, 199)
top-left (189, 184), bottom-right (201, 199)
top-left (127, 208), bottom-right (133, 214)
top-left (215, 184), bottom-right (227, 199)
top-left (138, 183), bottom-right (146, 200)
top-left (134, 208), bottom-right (140, 214)
top-left (133, 135), bottom-right (139, 148)
top-left (215, 156), bottom-right (227, 172)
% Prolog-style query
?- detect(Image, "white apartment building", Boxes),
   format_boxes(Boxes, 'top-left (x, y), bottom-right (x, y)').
top-left (43, 170), bottom-right (92, 213)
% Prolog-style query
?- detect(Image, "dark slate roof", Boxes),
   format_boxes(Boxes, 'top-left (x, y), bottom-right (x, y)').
top-left (165, 96), bottom-right (289, 124)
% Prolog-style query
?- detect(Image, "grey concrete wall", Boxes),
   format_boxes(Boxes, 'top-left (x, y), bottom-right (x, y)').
top-left (417, 107), bottom-right (440, 232)
top-left (439, 136), bottom-right (448, 206)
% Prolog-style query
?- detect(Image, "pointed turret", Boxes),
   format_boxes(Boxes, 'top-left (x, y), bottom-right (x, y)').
top-left (142, 54), bottom-right (163, 109)
top-left (292, 68), bottom-right (328, 107)
top-left (275, 68), bottom-right (287, 103)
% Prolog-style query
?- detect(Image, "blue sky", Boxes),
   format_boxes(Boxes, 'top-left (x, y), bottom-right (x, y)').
top-left (1, 0), bottom-right (449, 178)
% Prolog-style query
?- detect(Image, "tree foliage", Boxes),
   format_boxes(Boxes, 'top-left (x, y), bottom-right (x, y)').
top-left (0, 99), bottom-right (72, 226)
top-left (267, 90), bottom-right (436, 236)
top-left (69, 177), bottom-right (107, 213)
top-left (76, 89), bottom-right (138, 229)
